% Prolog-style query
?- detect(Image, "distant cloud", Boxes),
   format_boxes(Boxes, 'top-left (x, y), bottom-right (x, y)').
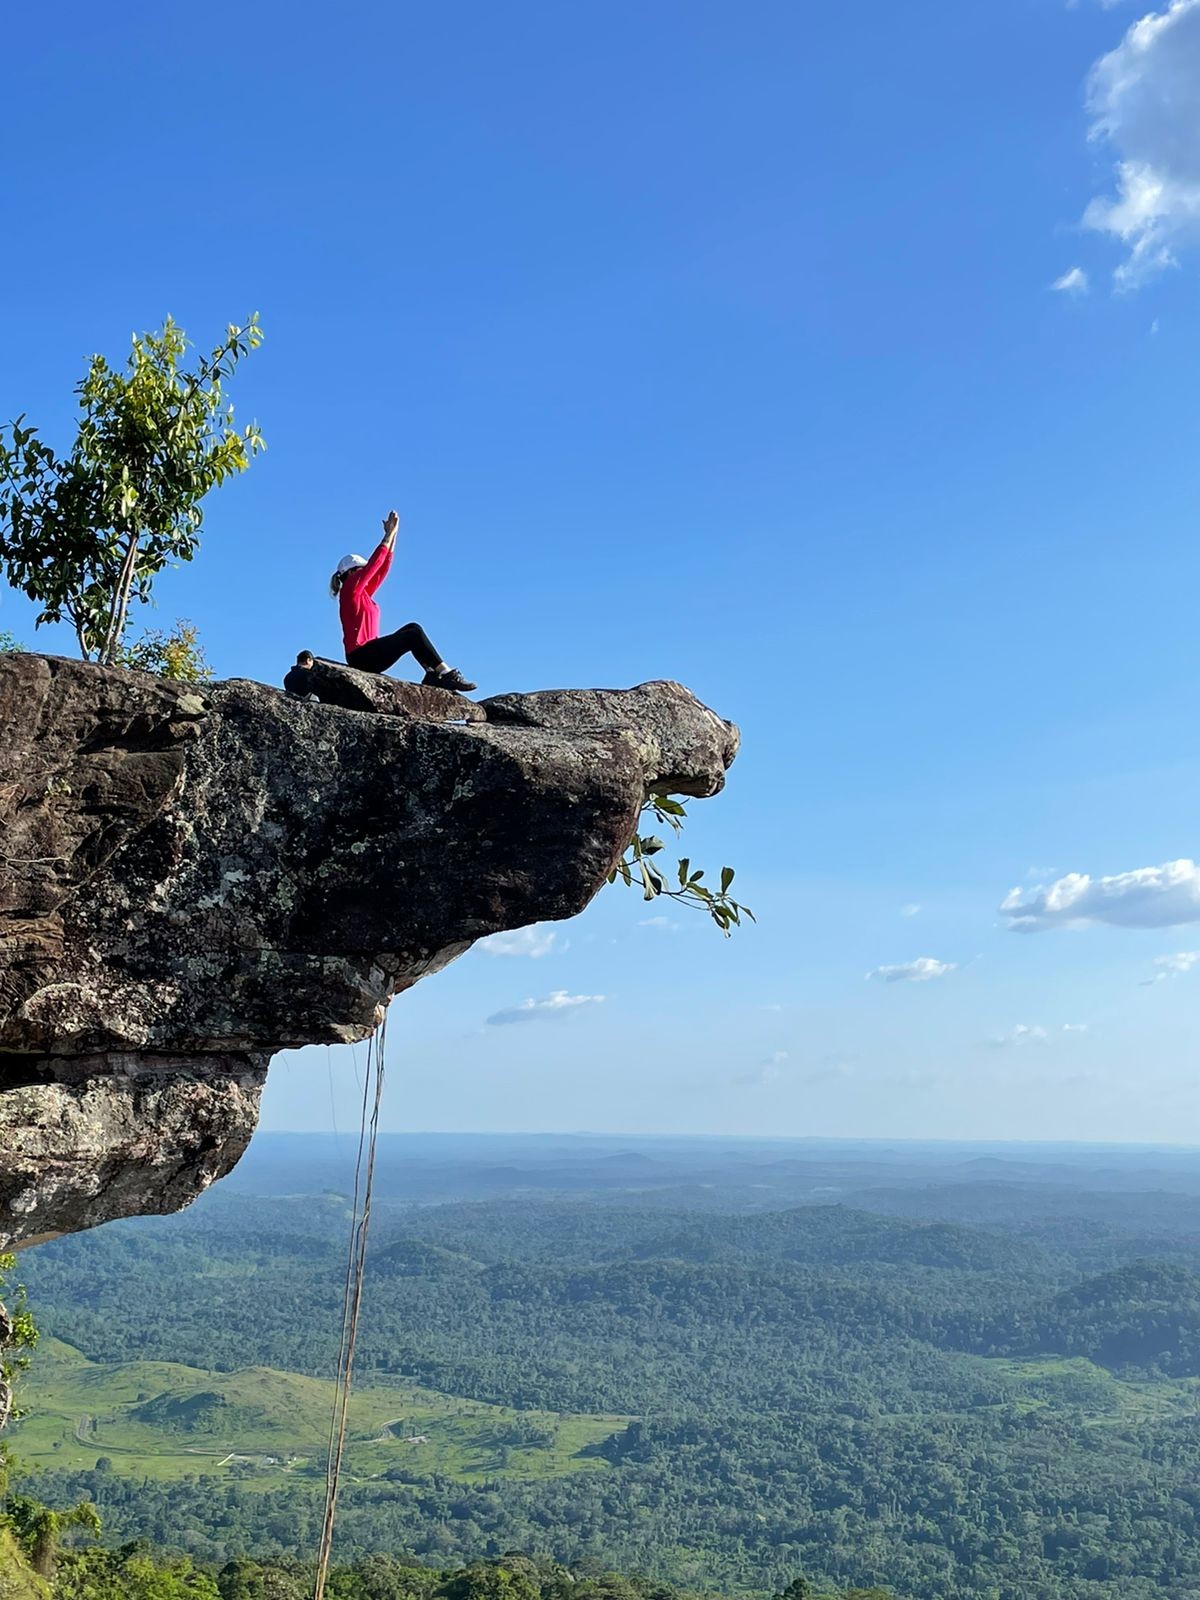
top-left (1081, 1), bottom-right (1200, 286)
top-left (992, 1024), bottom-right (1049, 1047)
top-left (1157, 949), bottom-right (1200, 972)
top-left (639, 915), bottom-right (680, 932)
top-left (1052, 265), bottom-right (1090, 295)
top-left (733, 1050), bottom-right (789, 1088)
top-left (991, 1023), bottom-right (1089, 1047)
top-left (1001, 859), bottom-right (1200, 931)
top-left (800, 1057), bottom-right (856, 1086)
top-left (479, 925), bottom-right (561, 959)
top-left (900, 903), bottom-right (922, 918)
top-left (486, 989), bottom-right (604, 1026)
top-left (1143, 949), bottom-right (1200, 983)
top-left (866, 957), bottom-right (956, 983)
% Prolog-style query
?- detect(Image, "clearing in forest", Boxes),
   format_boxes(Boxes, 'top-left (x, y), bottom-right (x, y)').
top-left (12, 1337), bottom-right (627, 1487)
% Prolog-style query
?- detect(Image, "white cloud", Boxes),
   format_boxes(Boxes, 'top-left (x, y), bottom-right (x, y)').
top-left (1157, 949), bottom-right (1200, 971)
top-left (734, 1050), bottom-right (790, 1088)
top-left (486, 990), bottom-right (605, 1026)
top-left (900, 903), bottom-right (922, 918)
top-left (992, 1023), bottom-right (1049, 1047)
top-left (991, 1023), bottom-right (1089, 1047)
top-left (800, 1058), bottom-right (856, 1085)
top-left (1143, 949), bottom-right (1200, 981)
top-left (866, 957), bottom-right (956, 983)
top-left (639, 915), bottom-right (680, 932)
top-left (1052, 265), bottom-right (1090, 295)
top-left (1001, 858), bottom-right (1200, 931)
top-left (479, 924), bottom-right (561, 959)
top-left (1082, 1), bottom-right (1200, 286)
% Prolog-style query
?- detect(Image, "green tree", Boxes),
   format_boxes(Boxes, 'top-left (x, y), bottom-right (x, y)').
top-left (113, 619), bottom-right (211, 682)
top-left (0, 315), bottom-right (264, 663)
top-left (5, 1494), bottom-right (100, 1580)
top-left (774, 1582), bottom-right (814, 1600)
top-left (56, 1543), bottom-right (222, 1599)
top-left (216, 1556), bottom-right (307, 1600)
top-left (438, 1565), bottom-right (541, 1600)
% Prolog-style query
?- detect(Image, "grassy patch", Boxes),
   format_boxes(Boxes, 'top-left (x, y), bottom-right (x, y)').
top-left (981, 1354), bottom-right (1200, 1419)
top-left (11, 1339), bottom-right (626, 1487)
top-left (0, 1528), bottom-right (48, 1600)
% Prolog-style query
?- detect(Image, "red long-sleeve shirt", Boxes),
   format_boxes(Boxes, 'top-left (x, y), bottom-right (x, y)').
top-left (339, 541), bottom-right (393, 656)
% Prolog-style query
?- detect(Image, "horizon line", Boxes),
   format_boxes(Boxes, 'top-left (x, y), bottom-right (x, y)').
top-left (250, 1129), bottom-right (1200, 1153)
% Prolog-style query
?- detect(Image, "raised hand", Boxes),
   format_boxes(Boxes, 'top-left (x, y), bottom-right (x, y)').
top-left (382, 509), bottom-right (400, 542)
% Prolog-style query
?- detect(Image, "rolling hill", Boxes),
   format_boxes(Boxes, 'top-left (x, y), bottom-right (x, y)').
top-left (12, 1338), bottom-right (626, 1487)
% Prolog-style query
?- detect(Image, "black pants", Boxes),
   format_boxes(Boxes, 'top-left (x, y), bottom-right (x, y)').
top-left (347, 624), bottom-right (442, 675)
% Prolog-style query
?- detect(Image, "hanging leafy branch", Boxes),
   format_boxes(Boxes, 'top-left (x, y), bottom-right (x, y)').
top-left (1, 1252), bottom-right (38, 1493)
top-left (0, 1253), bottom-right (38, 1392)
top-left (0, 315), bottom-right (264, 664)
top-left (608, 792), bottom-right (754, 935)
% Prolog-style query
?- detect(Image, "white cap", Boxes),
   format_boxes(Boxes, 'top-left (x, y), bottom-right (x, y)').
top-left (336, 553), bottom-right (367, 577)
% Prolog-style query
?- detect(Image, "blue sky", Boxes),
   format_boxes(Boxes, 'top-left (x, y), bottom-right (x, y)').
top-left (5, 1), bottom-right (1200, 1142)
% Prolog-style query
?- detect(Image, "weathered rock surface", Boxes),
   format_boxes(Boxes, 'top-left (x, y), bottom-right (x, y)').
top-left (0, 653), bottom-right (738, 1248)
top-left (481, 681), bottom-right (740, 799)
top-left (283, 653), bottom-right (487, 723)
top-left (0, 1053), bottom-right (266, 1250)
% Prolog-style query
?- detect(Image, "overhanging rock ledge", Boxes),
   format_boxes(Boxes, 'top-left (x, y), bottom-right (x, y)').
top-left (0, 653), bottom-right (738, 1249)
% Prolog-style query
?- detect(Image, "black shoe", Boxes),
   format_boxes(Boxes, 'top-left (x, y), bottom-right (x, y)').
top-left (423, 667), bottom-right (477, 693)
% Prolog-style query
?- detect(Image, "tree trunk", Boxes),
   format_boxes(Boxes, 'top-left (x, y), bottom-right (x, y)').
top-left (100, 530), bottom-right (140, 665)
top-left (71, 608), bottom-right (93, 662)
top-left (31, 1523), bottom-right (57, 1580)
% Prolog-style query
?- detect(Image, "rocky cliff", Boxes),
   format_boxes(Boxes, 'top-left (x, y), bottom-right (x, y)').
top-left (0, 653), bottom-right (738, 1252)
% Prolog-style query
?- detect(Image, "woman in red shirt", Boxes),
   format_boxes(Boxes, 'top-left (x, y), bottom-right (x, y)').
top-left (330, 510), bottom-right (475, 692)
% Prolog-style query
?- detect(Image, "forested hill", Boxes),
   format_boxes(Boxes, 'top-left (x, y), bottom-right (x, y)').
top-left (964, 1260), bottom-right (1200, 1372)
top-left (378, 1200), bottom-right (1040, 1273)
top-left (13, 1140), bottom-right (1200, 1599)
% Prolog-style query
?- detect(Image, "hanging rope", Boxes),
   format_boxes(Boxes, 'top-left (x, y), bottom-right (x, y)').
top-left (313, 1013), bottom-right (388, 1600)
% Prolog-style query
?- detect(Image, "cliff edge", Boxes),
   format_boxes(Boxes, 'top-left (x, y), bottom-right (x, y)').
top-left (0, 654), bottom-right (738, 1251)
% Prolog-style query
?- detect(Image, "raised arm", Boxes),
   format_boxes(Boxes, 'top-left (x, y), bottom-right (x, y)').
top-left (361, 510), bottom-right (399, 593)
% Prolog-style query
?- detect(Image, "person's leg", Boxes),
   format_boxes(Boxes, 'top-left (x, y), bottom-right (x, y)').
top-left (348, 624), bottom-right (445, 675)
top-left (345, 636), bottom-right (391, 673)
top-left (392, 623), bottom-right (445, 673)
